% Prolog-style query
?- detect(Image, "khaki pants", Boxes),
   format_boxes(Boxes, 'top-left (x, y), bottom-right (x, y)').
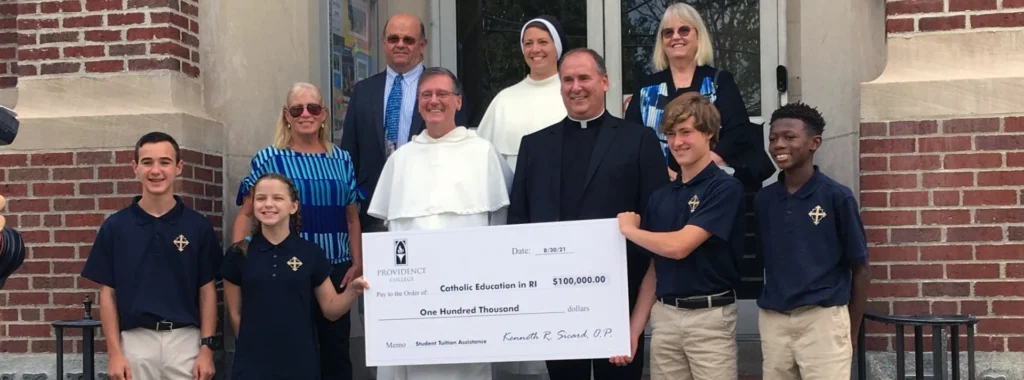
top-left (649, 301), bottom-right (738, 380)
top-left (121, 326), bottom-right (200, 380)
top-left (758, 305), bottom-right (852, 380)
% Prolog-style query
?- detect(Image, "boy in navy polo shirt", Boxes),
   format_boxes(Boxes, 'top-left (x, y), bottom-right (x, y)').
top-left (755, 103), bottom-right (870, 380)
top-left (614, 92), bottom-right (745, 380)
top-left (81, 132), bottom-right (221, 380)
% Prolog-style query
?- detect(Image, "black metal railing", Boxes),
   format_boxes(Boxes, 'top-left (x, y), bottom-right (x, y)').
top-left (857, 312), bottom-right (978, 380)
top-left (52, 296), bottom-right (103, 380)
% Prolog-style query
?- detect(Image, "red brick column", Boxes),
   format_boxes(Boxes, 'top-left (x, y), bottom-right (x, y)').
top-left (0, 1), bottom-right (216, 360)
top-left (16, 0), bottom-right (201, 78)
top-left (0, 0), bottom-right (17, 88)
top-left (886, 0), bottom-right (1024, 34)
top-left (863, 0), bottom-right (1024, 357)
top-left (0, 149), bottom-right (223, 354)
top-left (860, 117), bottom-right (1024, 352)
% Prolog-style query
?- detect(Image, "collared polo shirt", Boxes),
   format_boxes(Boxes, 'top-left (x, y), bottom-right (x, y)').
top-left (755, 166), bottom-right (869, 312)
top-left (644, 161), bottom-right (745, 298)
top-left (80, 196), bottom-right (221, 331)
top-left (221, 232), bottom-right (331, 379)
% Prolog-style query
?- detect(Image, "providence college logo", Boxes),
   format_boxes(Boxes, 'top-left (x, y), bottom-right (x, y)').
top-left (394, 239), bottom-right (408, 266)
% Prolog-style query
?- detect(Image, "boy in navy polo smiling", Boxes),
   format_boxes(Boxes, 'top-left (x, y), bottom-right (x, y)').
top-left (81, 132), bottom-right (221, 380)
top-left (755, 103), bottom-right (870, 380)
top-left (614, 92), bottom-right (745, 380)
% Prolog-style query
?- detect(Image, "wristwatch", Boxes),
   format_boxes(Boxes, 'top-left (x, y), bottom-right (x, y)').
top-left (200, 336), bottom-right (219, 350)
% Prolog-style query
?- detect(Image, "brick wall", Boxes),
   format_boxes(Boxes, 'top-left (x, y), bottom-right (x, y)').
top-left (0, 149), bottom-right (222, 354)
top-left (1, 0), bottom-right (17, 88)
top-left (886, 0), bottom-right (1024, 34)
top-left (15, 0), bottom-right (200, 79)
top-left (859, 116), bottom-right (1024, 352)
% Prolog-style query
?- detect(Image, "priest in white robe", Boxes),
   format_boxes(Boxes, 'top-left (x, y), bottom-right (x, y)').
top-left (368, 67), bottom-right (512, 380)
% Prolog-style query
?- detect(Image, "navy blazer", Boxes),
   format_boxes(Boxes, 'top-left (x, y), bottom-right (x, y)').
top-left (508, 112), bottom-right (669, 309)
top-left (339, 70), bottom-right (473, 227)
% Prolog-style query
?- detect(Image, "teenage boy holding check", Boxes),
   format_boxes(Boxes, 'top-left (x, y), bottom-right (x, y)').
top-left (615, 92), bottom-right (745, 380)
top-left (754, 102), bottom-right (870, 380)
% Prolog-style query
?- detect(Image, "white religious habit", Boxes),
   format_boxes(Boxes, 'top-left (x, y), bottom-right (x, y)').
top-left (367, 125), bottom-right (513, 380)
top-left (475, 73), bottom-right (566, 172)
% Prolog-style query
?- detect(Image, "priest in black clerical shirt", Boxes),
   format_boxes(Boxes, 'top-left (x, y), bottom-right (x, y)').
top-left (508, 48), bottom-right (668, 380)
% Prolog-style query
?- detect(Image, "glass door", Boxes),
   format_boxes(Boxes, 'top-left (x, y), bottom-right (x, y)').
top-left (442, 0), bottom-right (601, 127)
top-left (435, 0), bottom-right (784, 372)
top-left (610, 0), bottom-right (785, 347)
top-left (439, 0), bottom-right (784, 345)
top-left (616, 0), bottom-right (773, 120)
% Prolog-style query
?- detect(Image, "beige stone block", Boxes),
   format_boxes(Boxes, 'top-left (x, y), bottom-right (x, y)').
top-left (7, 113), bottom-right (222, 154)
top-left (15, 73), bottom-right (209, 119)
top-left (817, 134), bottom-right (860, 196)
top-left (862, 30), bottom-right (1024, 121)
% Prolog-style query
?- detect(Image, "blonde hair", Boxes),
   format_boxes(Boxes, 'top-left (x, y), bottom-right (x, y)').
top-left (273, 82), bottom-right (333, 155)
top-left (660, 92), bottom-right (721, 146)
top-left (651, 3), bottom-right (715, 71)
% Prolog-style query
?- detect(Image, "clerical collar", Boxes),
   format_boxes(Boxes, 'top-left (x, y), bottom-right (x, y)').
top-left (568, 110), bottom-right (607, 129)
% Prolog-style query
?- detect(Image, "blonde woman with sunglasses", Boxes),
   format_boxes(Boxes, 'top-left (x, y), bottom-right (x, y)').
top-left (231, 82), bottom-right (365, 380)
top-left (623, 3), bottom-right (772, 188)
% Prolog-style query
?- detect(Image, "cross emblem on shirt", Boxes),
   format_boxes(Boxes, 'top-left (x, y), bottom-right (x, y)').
top-left (173, 234), bottom-right (189, 252)
top-left (287, 257), bottom-right (303, 272)
top-left (688, 195), bottom-right (700, 213)
top-left (809, 205), bottom-right (827, 225)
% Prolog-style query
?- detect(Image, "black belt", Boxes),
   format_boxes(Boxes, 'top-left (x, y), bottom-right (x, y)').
top-left (659, 290), bottom-right (735, 310)
top-left (138, 318), bottom-right (193, 331)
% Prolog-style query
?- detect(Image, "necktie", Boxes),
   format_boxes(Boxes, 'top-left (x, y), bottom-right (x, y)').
top-left (385, 74), bottom-right (403, 155)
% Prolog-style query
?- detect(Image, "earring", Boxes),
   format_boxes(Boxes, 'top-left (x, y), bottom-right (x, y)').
top-left (320, 123), bottom-right (325, 129)
top-left (287, 123), bottom-right (291, 129)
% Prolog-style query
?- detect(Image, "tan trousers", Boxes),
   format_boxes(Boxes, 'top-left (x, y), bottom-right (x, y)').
top-left (758, 305), bottom-right (852, 380)
top-left (649, 301), bottom-right (738, 380)
top-left (121, 326), bottom-right (200, 380)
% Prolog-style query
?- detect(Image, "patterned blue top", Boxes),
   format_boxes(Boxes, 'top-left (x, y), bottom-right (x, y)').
top-left (236, 145), bottom-right (364, 264)
top-left (635, 71), bottom-right (717, 165)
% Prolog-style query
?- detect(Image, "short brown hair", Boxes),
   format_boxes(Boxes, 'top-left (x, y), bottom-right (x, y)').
top-left (659, 92), bottom-right (721, 146)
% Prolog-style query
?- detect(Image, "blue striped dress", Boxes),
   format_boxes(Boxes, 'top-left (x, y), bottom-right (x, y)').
top-left (236, 145), bottom-right (364, 264)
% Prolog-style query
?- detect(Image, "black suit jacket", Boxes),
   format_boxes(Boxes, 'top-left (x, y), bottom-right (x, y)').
top-left (339, 70), bottom-right (473, 227)
top-left (508, 112), bottom-right (669, 309)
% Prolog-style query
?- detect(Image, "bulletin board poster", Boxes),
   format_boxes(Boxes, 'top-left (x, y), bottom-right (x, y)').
top-left (330, 0), bottom-right (376, 146)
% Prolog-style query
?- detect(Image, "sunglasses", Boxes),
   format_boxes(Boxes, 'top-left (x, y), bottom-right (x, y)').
top-left (661, 25), bottom-right (693, 39)
top-left (386, 35), bottom-right (418, 46)
top-left (287, 103), bottom-right (323, 118)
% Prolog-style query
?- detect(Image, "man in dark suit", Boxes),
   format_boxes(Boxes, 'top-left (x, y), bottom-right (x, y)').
top-left (340, 13), bottom-right (472, 232)
top-left (508, 48), bottom-right (669, 380)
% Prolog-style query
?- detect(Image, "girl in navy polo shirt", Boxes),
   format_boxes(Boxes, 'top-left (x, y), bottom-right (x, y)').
top-left (221, 173), bottom-right (369, 379)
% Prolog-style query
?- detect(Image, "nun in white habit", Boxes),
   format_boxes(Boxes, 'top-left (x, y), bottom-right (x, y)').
top-left (476, 15), bottom-right (569, 172)
top-left (473, 17), bottom-right (567, 380)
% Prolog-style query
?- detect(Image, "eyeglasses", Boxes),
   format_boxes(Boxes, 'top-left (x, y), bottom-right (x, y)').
top-left (661, 25), bottom-right (693, 39)
top-left (287, 103), bottom-right (323, 118)
top-left (418, 90), bottom-right (458, 100)
top-left (386, 35), bottom-right (418, 46)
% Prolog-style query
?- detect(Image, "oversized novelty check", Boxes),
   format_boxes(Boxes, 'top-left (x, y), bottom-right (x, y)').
top-left (362, 218), bottom-right (631, 367)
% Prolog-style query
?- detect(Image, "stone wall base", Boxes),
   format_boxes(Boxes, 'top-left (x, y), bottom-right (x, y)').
top-left (862, 351), bottom-right (1020, 380)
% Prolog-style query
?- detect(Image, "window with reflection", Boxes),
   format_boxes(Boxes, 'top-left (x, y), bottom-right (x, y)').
top-left (622, 0), bottom-right (765, 299)
top-left (456, 0), bottom-right (588, 126)
top-left (328, 0), bottom-right (379, 145)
